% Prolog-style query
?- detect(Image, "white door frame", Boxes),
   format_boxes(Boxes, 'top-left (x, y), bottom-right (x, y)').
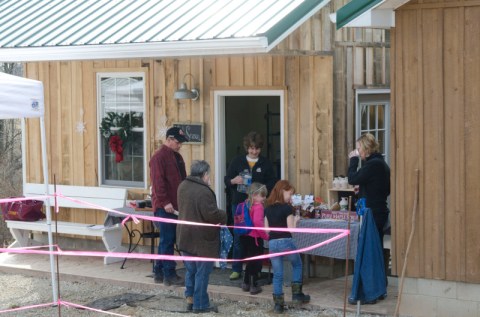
top-left (214, 90), bottom-right (285, 210)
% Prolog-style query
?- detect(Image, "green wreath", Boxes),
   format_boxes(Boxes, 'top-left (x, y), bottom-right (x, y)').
top-left (99, 112), bottom-right (141, 143)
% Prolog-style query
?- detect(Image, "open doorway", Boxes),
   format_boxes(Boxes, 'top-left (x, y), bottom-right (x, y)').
top-left (214, 90), bottom-right (285, 211)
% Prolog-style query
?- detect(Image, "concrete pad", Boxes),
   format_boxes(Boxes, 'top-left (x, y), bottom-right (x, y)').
top-left (0, 252), bottom-right (397, 316)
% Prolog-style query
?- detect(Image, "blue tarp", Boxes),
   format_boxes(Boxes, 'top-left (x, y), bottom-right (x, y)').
top-left (349, 208), bottom-right (387, 303)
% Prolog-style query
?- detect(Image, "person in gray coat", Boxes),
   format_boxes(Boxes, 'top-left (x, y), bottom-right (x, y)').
top-left (177, 160), bottom-right (227, 313)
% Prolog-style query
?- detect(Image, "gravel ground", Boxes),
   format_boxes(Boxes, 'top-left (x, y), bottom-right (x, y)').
top-left (0, 272), bottom-right (387, 317)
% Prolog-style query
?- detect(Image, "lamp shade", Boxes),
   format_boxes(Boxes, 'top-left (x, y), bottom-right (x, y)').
top-left (174, 82), bottom-right (199, 100)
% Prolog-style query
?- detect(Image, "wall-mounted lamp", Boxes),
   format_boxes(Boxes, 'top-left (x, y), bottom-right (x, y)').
top-left (174, 73), bottom-right (199, 101)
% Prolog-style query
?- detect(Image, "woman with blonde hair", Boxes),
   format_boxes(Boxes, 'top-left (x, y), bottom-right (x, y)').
top-left (348, 133), bottom-right (390, 304)
top-left (348, 133), bottom-right (390, 250)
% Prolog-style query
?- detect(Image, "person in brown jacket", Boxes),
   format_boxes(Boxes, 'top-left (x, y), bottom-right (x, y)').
top-left (177, 160), bottom-right (227, 313)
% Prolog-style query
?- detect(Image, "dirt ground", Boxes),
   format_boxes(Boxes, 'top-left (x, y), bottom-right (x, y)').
top-left (0, 272), bottom-right (388, 317)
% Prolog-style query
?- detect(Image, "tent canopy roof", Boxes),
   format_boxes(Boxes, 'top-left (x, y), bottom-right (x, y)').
top-left (0, 72), bottom-right (44, 119)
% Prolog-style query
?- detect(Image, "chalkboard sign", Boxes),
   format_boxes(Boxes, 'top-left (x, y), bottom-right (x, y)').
top-left (173, 122), bottom-right (204, 144)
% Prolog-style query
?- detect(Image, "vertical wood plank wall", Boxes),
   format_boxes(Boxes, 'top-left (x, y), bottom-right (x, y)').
top-left (391, 0), bottom-right (480, 282)
top-left (273, 0), bottom-right (390, 176)
top-left (24, 55), bottom-right (333, 243)
top-left (21, 1), bottom-right (389, 250)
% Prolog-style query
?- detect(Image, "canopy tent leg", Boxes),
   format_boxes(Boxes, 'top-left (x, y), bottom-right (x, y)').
top-left (40, 117), bottom-right (58, 304)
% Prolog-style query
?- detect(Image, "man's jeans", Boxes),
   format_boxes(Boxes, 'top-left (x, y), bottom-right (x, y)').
top-left (153, 208), bottom-right (177, 278)
top-left (231, 204), bottom-right (243, 273)
top-left (269, 238), bottom-right (303, 295)
top-left (182, 251), bottom-right (214, 310)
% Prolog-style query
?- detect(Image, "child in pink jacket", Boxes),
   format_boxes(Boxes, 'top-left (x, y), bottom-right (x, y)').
top-left (240, 182), bottom-right (269, 295)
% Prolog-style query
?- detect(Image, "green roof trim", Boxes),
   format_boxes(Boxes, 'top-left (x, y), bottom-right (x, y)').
top-left (263, 0), bottom-right (327, 45)
top-left (336, 0), bottom-right (383, 29)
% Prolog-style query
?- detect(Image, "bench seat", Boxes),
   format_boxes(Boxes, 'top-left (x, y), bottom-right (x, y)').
top-left (6, 220), bottom-right (127, 264)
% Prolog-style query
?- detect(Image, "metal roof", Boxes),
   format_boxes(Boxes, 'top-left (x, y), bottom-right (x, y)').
top-left (0, 0), bottom-right (330, 62)
top-left (333, 0), bottom-right (410, 29)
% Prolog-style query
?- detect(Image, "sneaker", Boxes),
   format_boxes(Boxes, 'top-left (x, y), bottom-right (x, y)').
top-left (229, 271), bottom-right (241, 280)
top-left (163, 274), bottom-right (184, 286)
top-left (153, 274), bottom-right (163, 284)
top-left (193, 305), bottom-right (218, 314)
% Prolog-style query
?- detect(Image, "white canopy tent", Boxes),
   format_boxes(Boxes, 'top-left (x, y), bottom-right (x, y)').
top-left (0, 72), bottom-right (57, 302)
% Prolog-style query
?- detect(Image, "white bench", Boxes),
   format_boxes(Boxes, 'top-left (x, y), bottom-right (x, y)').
top-left (5, 220), bottom-right (125, 264)
top-left (5, 183), bottom-right (129, 265)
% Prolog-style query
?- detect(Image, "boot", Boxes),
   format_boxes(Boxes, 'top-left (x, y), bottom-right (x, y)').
top-left (186, 296), bottom-right (193, 311)
top-left (241, 281), bottom-right (250, 292)
top-left (291, 282), bottom-right (310, 303)
top-left (272, 294), bottom-right (284, 313)
top-left (249, 275), bottom-right (262, 295)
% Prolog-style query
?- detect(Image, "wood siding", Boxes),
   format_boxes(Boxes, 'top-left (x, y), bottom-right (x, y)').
top-left (273, 0), bottom-right (390, 176)
top-left (24, 55), bottom-right (333, 243)
top-left (21, 1), bottom-right (388, 250)
top-left (391, 0), bottom-right (480, 282)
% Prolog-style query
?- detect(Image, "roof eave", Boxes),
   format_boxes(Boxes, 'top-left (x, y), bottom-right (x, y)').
top-left (0, 37), bottom-right (269, 62)
top-left (332, 8), bottom-right (395, 29)
top-left (266, 0), bottom-right (331, 51)
top-left (332, 0), bottom-right (411, 29)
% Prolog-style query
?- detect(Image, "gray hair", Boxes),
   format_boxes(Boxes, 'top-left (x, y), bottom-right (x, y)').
top-left (190, 160), bottom-right (210, 178)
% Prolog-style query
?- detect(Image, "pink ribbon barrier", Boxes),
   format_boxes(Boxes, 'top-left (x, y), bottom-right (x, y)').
top-left (60, 300), bottom-right (130, 316)
top-left (0, 193), bottom-right (353, 316)
top-left (0, 302), bottom-right (55, 314)
top-left (0, 193), bottom-right (352, 262)
top-left (0, 300), bottom-right (130, 316)
top-left (0, 228), bottom-right (349, 263)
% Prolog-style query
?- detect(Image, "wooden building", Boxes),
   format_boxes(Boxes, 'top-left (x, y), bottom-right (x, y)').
top-left (337, 0), bottom-right (480, 315)
top-left (0, 0), bottom-right (390, 260)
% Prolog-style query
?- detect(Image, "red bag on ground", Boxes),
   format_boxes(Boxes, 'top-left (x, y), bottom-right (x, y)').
top-left (1, 198), bottom-right (45, 221)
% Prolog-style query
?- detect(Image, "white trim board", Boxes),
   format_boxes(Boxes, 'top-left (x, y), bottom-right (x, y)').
top-left (213, 90), bottom-right (285, 210)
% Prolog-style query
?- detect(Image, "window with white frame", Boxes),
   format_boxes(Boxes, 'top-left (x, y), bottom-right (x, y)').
top-left (97, 73), bottom-right (146, 187)
top-left (355, 90), bottom-right (390, 164)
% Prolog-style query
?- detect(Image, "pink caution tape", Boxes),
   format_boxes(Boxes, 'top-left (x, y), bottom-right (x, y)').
top-left (0, 193), bottom-right (352, 316)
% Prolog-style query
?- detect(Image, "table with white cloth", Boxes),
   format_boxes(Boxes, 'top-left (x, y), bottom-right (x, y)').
top-left (106, 206), bottom-right (158, 269)
top-left (292, 219), bottom-right (360, 278)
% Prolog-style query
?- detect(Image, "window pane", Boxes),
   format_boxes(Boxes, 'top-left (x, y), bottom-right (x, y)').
top-left (361, 105), bottom-right (369, 131)
top-left (377, 130), bottom-right (385, 154)
top-left (99, 74), bottom-right (145, 187)
top-left (369, 106), bottom-right (376, 130)
top-left (131, 112), bottom-right (143, 129)
top-left (132, 157), bottom-right (144, 182)
top-left (130, 131), bottom-right (143, 155)
top-left (378, 105), bottom-right (385, 129)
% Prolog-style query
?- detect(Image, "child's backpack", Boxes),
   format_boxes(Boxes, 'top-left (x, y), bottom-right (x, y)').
top-left (233, 200), bottom-right (253, 235)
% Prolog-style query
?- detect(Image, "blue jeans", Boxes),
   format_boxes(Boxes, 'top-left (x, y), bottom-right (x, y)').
top-left (269, 238), bottom-right (303, 295)
top-left (153, 208), bottom-right (177, 278)
top-left (182, 251), bottom-right (214, 310)
top-left (231, 204), bottom-right (243, 273)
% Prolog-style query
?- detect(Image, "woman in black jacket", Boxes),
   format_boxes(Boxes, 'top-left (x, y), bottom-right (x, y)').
top-left (224, 131), bottom-right (277, 280)
top-left (348, 133), bottom-right (390, 244)
top-left (348, 133), bottom-right (390, 303)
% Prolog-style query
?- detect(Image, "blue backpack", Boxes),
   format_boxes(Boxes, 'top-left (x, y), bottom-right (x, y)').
top-left (233, 201), bottom-right (253, 235)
